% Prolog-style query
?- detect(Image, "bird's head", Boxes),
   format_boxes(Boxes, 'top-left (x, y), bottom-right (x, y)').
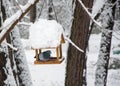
top-left (46, 50), bottom-right (52, 54)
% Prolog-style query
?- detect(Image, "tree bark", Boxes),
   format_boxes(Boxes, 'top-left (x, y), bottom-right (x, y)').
top-left (11, 27), bottom-right (33, 86)
top-left (65, 0), bottom-right (93, 86)
top-left (0, 52), bottom-right (7, 85)
top-left (0, 1), bottom-right (11, 85)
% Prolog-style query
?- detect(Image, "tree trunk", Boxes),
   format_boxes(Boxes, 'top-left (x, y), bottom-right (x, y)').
top-left (0, 3), bottom-right (16, 84)
top-left (30, 5), bottom-right (36, 23)
top-left (6, 34), bottom-right (19, 85)
top-left (2, 0), bottom-right (19, 84)
top-left (48, 0), bottom-right (55, 20)
top-left (6, 0), bottom-right (33, 85)
top-left (95, 0), bottom-right (116, 86)
top-left (115, 0), bottom-right (120, 20)
top-left (0, 52), bottom-right (7, 85)
top-left (65, 0), bottom-right (93, 86)
top-left (0, 2), bottom-right (7, 85)
top-left (1, 0), bottom-right (33, 85)
top-left (11, 27), bottom-right (33, 86)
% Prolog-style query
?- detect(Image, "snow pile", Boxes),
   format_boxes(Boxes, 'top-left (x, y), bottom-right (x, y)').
top-left (29, 19), bottom-right (63, 49)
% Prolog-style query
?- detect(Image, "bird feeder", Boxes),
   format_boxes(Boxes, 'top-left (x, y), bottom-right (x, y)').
top-left (29, 19), bottom-right (65, 64)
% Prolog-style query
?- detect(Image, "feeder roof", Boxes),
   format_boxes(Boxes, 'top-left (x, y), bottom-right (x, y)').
top-left (29, 19), bottom-right (64, 49)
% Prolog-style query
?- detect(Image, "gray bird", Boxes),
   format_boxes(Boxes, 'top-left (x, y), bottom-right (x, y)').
top-left (38, 50), bottom-right (51, 61)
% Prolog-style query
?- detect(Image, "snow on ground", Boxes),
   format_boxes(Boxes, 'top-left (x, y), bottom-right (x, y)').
top-left (25, 49), bottom-right (66, 86)
top-left (22, 33), bottom-right (120, 86)
top-left (26, 51), bottom-right (66, 86)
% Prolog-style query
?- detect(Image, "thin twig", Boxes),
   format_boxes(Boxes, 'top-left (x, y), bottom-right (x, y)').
top-left (77, 0), bottom-right (102, 27)
top-left (65, 36), bottom-right (84, 53)
top-left (15, 0), bottom-right (23, 13)
top-left (3, 41), bottom-right (18, 51)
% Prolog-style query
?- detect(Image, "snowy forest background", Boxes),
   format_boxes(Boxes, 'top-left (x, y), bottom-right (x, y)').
top-left (0, 0), bottom-right (120, 86)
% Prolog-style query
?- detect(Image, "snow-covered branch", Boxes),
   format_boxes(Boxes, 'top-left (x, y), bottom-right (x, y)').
top-left (77, 0), bottom-right (102, 27)
top-left (24, 15), bottom-right (30, 19)
top-left (18, 22), bottom-right (32, 26)
top-left (15, 0), bottom-right (23, 13)
top-left (4, 42), bottom-right (18, 51)
top-left (65, 36), bottom-right (84, 53)
top-left (112, 0), bottom-right (118, 8)
top-left (0, 0), bottom-right (39, 44)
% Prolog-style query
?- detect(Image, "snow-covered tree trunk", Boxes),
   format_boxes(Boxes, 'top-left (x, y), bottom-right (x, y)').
top-left (0, 3), bottom-right (7, 85)
top-left (95, 0), bottom-right (116, 86)
top-left (0, 51), bottom-right (7, 85)
top-left (115, 0), bottom-right (120, 20)
top-left (1, 0), bottom-right (17, 85)
top-left (2, 0), bottom-right (20, 85)
top-left (65, 0), bottom-right (93, 86)
top-left (11, 28), bottom-right (33, 86)
top-left (0, 46), bottom-right (17, 86)
top-left (1, 0), bottom-right (36, 85)
top-left (0, 12), bottom-right (16, 84)
top-left (2, 0), bottom-right (33, 85)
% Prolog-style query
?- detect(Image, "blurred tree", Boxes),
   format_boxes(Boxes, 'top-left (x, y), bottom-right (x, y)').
top-left (95, 0), bottom-right (117, 86)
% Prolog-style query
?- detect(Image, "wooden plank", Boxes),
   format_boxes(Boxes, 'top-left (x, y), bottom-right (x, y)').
top-left (61, 34), bottom-right (65, 43)
top-left (32, 47), bottom-right (57, 50)
top-left (56, 47), bottom-right (59, 60)
top-left (39, 49), bottom-right (41, 53)
top-left (34, 57), bottom-right (64, 64)
top-left (35, 49), bottom-right (39, 61)
top-left (59, 44), bottom-right (62, 58)
top-left (41, 47), bottom-right (56, 49)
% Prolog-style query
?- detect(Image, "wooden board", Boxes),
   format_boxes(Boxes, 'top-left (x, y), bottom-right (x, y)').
top-left (34, 57), bottom-right (64, 64)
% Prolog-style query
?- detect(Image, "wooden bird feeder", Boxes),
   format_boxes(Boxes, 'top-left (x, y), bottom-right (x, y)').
top-left (33, 34), bottom-right (65, 64)
top-left (29, 19), bottom-right (65, 64)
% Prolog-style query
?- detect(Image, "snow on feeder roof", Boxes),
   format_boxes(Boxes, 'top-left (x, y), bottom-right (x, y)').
top-left (29, 19), bottom-right (64, 49)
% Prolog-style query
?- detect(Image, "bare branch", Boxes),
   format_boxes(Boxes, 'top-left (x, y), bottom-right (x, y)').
top-left (15, 0), bottom-right (24, 12)
top-left (18, 22), bottom-right (32, 26)
top-left (77, 0), bottom-right (102, 27)
top-left (65, 36), bottom-right (84, 53)
top-left (3, 41), bottom-right (18, 51)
